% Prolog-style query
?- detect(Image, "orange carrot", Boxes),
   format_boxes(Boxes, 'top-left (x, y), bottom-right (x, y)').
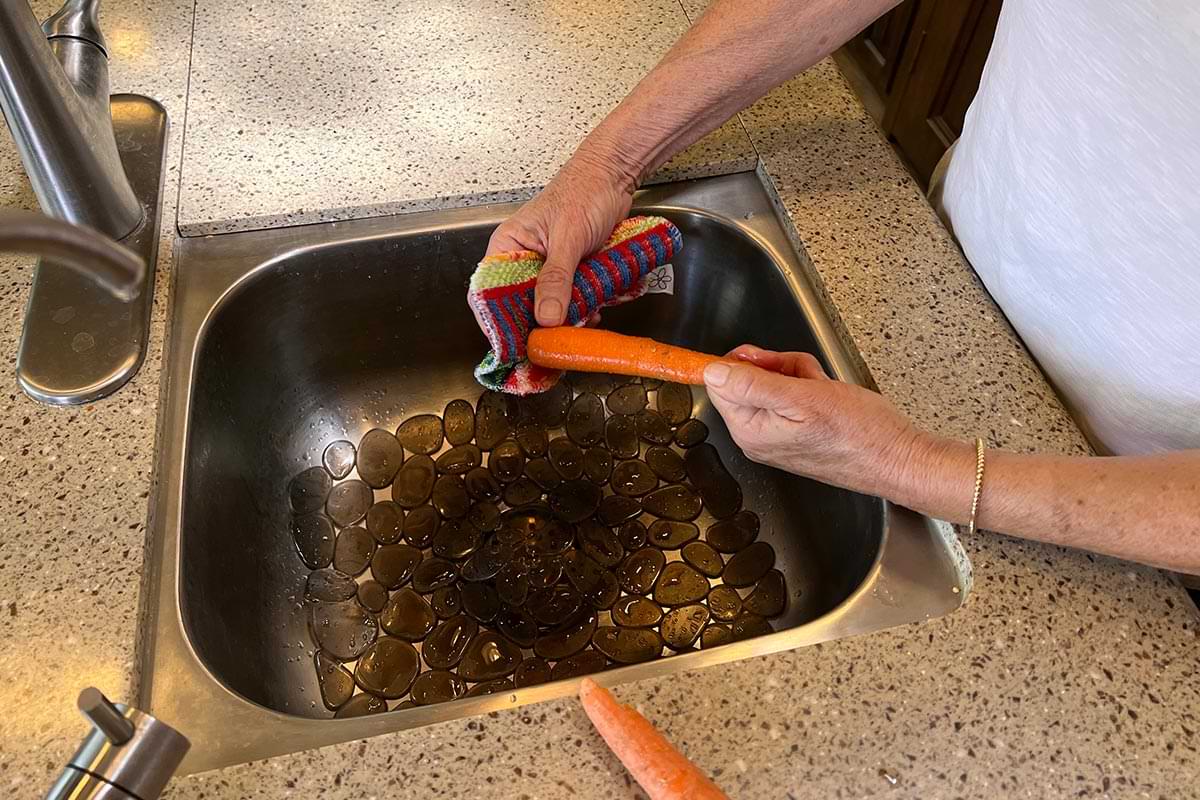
top-left (579, 678), bottom-right (729, 800)
top-left (527, 328), bottom-right (733, 385)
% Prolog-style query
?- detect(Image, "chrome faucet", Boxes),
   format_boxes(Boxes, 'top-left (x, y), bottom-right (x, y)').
top-left (0, 0), bottom-right (168, 404)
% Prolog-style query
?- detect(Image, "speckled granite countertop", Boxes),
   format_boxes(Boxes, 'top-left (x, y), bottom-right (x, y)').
top-left (1, 1), bottom-right (1197, 798)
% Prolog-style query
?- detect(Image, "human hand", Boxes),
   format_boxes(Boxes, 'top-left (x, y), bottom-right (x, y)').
top-left (485, 155), bottom-right (636, 327)
top-left (702, 345), bottom-right (939, 501)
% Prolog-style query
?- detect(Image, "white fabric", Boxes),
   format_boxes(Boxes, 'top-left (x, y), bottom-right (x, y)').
top-left (941, 0), bottom-right (1200, 455)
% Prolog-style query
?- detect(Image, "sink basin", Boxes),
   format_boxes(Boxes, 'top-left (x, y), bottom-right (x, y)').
top-left (141, 171), bottom-right (968, 773)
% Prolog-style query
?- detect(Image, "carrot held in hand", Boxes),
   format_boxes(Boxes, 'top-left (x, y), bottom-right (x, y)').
top-left (527, 328), bottom-right (734, 385)
top-left (578, 678), bottom-right (729, 800)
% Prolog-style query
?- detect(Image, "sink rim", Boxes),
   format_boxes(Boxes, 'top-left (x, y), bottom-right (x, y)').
top-left (140, 171), bottom-right (970, 774)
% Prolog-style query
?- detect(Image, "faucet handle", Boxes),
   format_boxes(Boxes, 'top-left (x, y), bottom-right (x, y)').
top-left (42, 0), bottom-right (107, 54)
top-left (78, 687), bottom-right (135, 745)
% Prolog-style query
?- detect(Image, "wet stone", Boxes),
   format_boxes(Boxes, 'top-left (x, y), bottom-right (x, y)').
top-left (583, 448), bottom-right (613, 485)
top-left (422, 614), bottom-right (477, 669)
top-left (579, 520), bottom-right (624, 568)
top-left (431, 586), bottom-right (461, 619)
top-left (525, 458), bottom-right (562, 491)
top-left (564, 551), bottom-right (620, 609)
top-left (570, 372), bottom-right (616, 394)
top-left (354, 637), bottom-right (420, 698)
top-left (645, 446), bottom-right (687, 483)
top-left (534, 612), bottom-right (597, 660)
top-left (468, 500), bottom-right (502, 533)
top-left (550, 480), bottom-right (602, 523)
top-left (392, 454), bottom-right (436, 507)
top-left (661, 604), bottom-right (709, 650)
top-left (653, 562), bottom-right (709, 606)
top-left (648, 520), bottom-right (699, 549)
top-left (599, 495), bottom-right (641, 526)
top-left (503, 477), bottom-right (542, 507)
top-left (592, 626), bottom-right (664, 664)
top-left (635, 409), bottom-right (673, 444)
top-left (396, 414), bottom-right (444, 456)
top-left (333, 525), bottom-right (376, 575)
top-left (309, 600), bottom-right (378, 661)
top-left (464, 467), bottom-right (502, 501)
top-left (520, 380), bottom-right (572, 427)
top-left (333, 692), bottom-right (387, 718)
top-left (476, 390), bottom-right (517, 450)
top-left (466, 679), bottom-right (514, 697)
top-left (527, 553), bottom-right (564, 590)
top-left (618, 548), bottom-right (666, 595)
top-left (460, 581), bottom-right (501, 623)
top-left (744, 569), bottom-right (787, 618)
top-left (380, 588), bottom-right (436, 641)
top-left (412, 557), bottom-right (459, 593)
top-left (432, 519), bottom-right (482, 560)
top-left (305, 567), bottom-right (358, 602)
top-left (548, 437), bottom-right (584, 480)
top-left (700, 624), bottom-right (733, 649)
top-left (402, 505), bottom-right (439, 547)
top-left (604, 415), bottom-right (640, 459)
top-left (322, 441), bottom-right (357, 481)
top-left (612, 596), bottom-right (664, 628)
top-left (290, 467), bottom-right (332, 514)
top-left (371, 544), bottom-right (422, 589)
top-left (495, 562), bottom-right (531, 606)
top-left (566, 392), bottom-right (605, 447)
top-left (656, 382), bottom-right (693, 426)
top-left (443, 398), bottom-right (476, 446)
top-left (673, 419), bottom-right (708, 448)
top-left (685, 444), bottom-right (742, 519)
top-left (681, 541), bottom-right (724, 578)
top-left (607, 383), bottom-right (648, 415)
top-left (495, 607), bottom-right (538, 648)
top-left (461, 537), bottom-right (507, 582)
top-left (432, 475), bottom-right (470, 519)
top-left (707, 585), bottom-right (743, 622)
top-left (489, 440), bottom-right (526, 483)
top-left (514, 657), bottom-right (553, 688)
top-left (327, 480), bottom-right (374, 527)
top-left (706, 510), bottom-right (760, 553)
top-left (723, 541), bottom-right (776, 588)
top-left (357, 580), bottom-right (388, 614)
top-left (459, 631), bottom-right (524, 681)
top-left (612, 460), bottom-right (658, 497)
top-left (550, 650), bottom-right (609, 680)
top-left (410, 670), bottom-right (467, 706)
top-left (315, 651), bottom-right (355, 710)
top-left (617, 519), bottom-right (648, 550)
top-left (436, 444), bottom-right (483, 476)
top-left (642, 484), bottom-right (702, 522)
top-left (731, 612), bottom-right (774, 641)
top-left (292, 513), bottom-right (334, 568)
top-left (357, 429), bottom-right (404, 489)
top-left (365, 501), bottom-right (405, 545)
top-left (515, 425), bottom-right (549, 458)
top-left (529, 585), bottom-right (582, 627)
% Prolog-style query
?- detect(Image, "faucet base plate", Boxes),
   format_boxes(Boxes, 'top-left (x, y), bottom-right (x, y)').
top-left (16, 94), bottom-right (167, 405)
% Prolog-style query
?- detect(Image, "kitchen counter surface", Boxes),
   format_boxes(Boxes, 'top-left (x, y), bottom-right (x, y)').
top-left (1, 1), bottom-right (1196, 798)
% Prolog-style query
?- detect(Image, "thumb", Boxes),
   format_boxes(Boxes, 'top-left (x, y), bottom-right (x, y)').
top-left (703, 361), bottom-right (805, 412)
top-left (534, 245), bottom-right (583, 327)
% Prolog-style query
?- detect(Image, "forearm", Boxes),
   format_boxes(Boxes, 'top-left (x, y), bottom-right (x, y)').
top-left (891, 439), bottom-right (1200, 573)
top-left (576, 0), bottom-right (902, 187)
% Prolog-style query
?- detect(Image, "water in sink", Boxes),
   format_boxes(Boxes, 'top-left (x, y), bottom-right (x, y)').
top-left (288, 377), bottom-right (788, 716)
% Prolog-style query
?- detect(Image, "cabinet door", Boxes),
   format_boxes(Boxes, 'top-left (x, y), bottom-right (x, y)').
top-left (841, 0), bottom-right (923, 106)
top-left (886, 0), bottom-right (1002, 185)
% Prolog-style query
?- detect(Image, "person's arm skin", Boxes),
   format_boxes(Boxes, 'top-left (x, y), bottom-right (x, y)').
top-left (702, 347), bottom-right (1200, 574)
top-left (487, 0), bottom-right (903, 327)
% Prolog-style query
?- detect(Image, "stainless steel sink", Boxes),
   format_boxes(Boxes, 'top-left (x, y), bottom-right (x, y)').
top-left (140, 171), bottom-right (968, 774)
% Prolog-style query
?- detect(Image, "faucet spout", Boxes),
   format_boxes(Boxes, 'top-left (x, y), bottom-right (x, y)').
top-left (0, 0), bottom-right (142, 240)
top-left (0, 209), bottom-right (144, 301)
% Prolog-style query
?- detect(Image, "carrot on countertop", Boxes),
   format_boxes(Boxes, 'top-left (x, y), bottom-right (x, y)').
top-left (578, 678), bottom-right (729, 800)
top-left (527, 328), bottom-right (735, 386)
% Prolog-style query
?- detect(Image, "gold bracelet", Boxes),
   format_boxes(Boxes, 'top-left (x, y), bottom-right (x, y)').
top-left (968, 437), bottom-right (986, 535)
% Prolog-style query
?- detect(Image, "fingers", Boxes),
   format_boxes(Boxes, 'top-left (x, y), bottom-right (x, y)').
top-left (534, 247), bottom-right (581, 326)
top-left (727, 345), bottom-right (829, 380)
top-left (703, 360), bottom-right (808, 413)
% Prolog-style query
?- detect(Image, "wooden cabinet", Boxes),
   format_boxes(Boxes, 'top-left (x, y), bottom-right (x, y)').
top-left (836, 0), bottom-right (1003, 187)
